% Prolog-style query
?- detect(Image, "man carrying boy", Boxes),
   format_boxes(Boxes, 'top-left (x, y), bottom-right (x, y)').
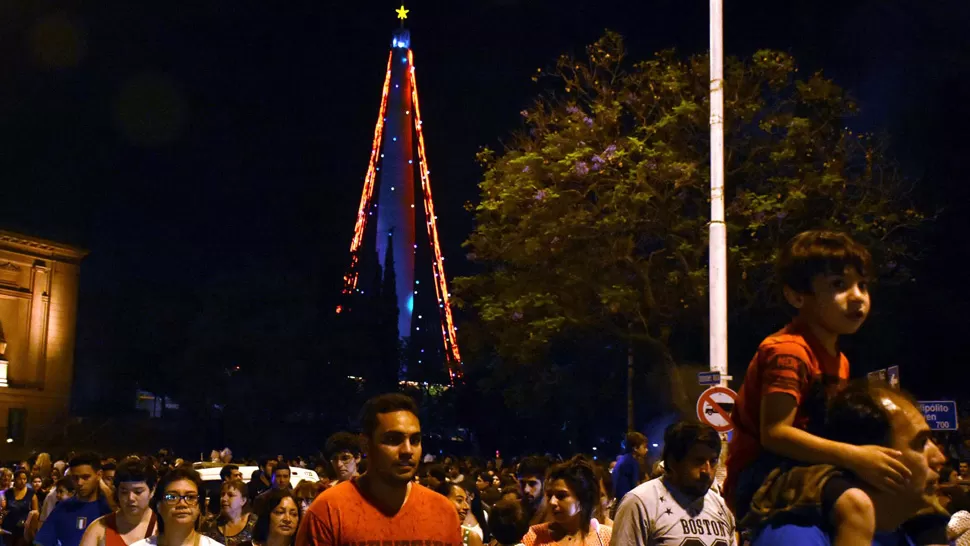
top-left (724, 231), bottom-right (911, 522)
top-left (747, 382), bottom-right (948, 546)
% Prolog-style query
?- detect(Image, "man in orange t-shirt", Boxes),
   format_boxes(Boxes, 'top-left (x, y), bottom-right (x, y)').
top-left (296, 393), bottom-right (461, 546)
top-left (723, 231), bottom-right (911, 523)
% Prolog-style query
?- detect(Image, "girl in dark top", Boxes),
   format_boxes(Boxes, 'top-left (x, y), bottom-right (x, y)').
top-left (3, 468), bottom-right (38, 546)
top-left (30, 475), bottom-right (49, 506)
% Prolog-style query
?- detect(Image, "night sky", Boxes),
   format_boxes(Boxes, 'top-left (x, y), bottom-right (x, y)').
top-left (2, 0), bottom-right (969, 406)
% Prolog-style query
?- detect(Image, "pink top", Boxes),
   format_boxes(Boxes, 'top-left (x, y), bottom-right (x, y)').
top-left (523, 520), bottom-right (612, 546)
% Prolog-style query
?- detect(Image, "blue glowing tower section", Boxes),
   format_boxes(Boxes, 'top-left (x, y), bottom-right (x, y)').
top-left (339, 18), bottom-right (464, 382)
top-left (375, 29), bottom-right (416, 339)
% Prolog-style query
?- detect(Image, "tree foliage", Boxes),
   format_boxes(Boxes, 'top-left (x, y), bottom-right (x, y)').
top-left (456, 32), bottom-right (927, 374)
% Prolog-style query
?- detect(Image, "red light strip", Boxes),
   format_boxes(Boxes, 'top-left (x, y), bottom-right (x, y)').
top-left (341, 51), bottom-right (394, 299)
top-left (408, 50), bottom-right (463, 380)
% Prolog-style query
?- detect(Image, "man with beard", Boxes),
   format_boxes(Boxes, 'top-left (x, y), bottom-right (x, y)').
top-left (516, 456), bottom-right (550, 525)
top-left (612, 422), bottom-right (735, 546)
top-left (296, 393), bottom-right (462, 546)
top-left (748, 383), bottom-right (949, 546)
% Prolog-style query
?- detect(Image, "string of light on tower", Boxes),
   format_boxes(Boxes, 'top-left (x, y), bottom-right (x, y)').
top-left (409, 51), bottom-right (462, 374)
top-left (340, 52), bottom-right (392, 300)
top-left (338, 5), bottom-right (463, 382)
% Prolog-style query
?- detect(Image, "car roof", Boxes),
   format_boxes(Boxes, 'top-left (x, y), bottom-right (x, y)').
top-left (192, 464), bottom-right (320, 485)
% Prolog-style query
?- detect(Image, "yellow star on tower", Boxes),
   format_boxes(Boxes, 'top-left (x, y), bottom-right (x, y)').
top-left (396, 4), bottom-right (409, 20)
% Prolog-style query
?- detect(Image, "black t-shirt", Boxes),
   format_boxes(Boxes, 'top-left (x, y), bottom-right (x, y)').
top-left (247, 470), bottom-right (271, 500)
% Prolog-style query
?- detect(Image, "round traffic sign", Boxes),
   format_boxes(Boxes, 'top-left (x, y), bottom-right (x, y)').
top-left (696, 386), bottom-right (738, 433)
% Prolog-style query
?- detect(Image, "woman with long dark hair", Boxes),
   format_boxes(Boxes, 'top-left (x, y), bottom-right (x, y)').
top-left (434, 482), bottom-right (485, 546)
top-left (3, 468), bottom-right (38, 546)
top-left (462, 477), bottom-right (491, 543)
top-left (522, 457), bottom-right (611, 546)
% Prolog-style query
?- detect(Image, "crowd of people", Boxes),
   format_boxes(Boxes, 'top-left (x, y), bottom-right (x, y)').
top-left (0, 230), bottom-right (963, 546)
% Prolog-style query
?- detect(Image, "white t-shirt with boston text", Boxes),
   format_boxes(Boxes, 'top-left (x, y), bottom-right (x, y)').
top-left (611, 477), bottom-right (735, 546)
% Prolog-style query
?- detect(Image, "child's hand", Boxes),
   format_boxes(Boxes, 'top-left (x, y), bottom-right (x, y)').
top-left (846, 445), bottom-right (911, 492)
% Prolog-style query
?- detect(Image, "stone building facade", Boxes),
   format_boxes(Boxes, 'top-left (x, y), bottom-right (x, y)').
top-left (0, 231), bottom-right (86, 450)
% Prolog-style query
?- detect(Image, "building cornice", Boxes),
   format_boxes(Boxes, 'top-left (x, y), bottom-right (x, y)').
top-left (0, 230), bottom-right (88, 263)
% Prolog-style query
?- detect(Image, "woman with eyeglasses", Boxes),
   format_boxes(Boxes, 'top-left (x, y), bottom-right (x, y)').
top-left (129, 468), bottom-right (223, 546)
top-left (200, 479), bottom-right (255, 546)
top-left (243, 489), bottom-right (300, 546)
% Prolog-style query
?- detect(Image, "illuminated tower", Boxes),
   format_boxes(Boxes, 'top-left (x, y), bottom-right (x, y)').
top-left (339, 5), bottom-right (462, 382)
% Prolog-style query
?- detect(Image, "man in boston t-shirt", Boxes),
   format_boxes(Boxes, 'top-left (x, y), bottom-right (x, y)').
top-left (35, 452), bottom-right (112, 546)
top-left (612, 422), bottom-right (735, 546)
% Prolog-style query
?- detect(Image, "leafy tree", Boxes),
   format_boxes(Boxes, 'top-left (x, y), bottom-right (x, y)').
top-left (456, 32), bottom-right (928, 413)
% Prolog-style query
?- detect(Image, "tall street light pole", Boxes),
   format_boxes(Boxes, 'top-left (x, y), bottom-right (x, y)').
top-left (709, 0), bottom-right (728, 387)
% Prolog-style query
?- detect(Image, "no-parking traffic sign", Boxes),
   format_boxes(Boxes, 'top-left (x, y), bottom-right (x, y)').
top-left (696, 386), bottom-right (738, 433)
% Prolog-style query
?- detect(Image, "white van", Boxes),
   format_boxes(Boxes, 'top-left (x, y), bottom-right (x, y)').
top-left (192, 462), bottom-right (320, 514)
top-left (192, 462), bottom-right (320, 488)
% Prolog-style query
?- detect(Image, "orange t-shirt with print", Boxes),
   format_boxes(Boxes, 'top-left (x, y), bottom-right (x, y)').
top-left (723, 320), bottom-right (850, 508)
top-left (296, 479), bottom-right (462, 546)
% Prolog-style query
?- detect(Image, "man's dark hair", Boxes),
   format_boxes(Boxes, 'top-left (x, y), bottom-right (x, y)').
top-left (258, 456), bottom-right (276, 470)
top-left (325, 432), bottom-right (361, 458)
top-left (482, 485), bottom-right (503, 506)
top-left (55, 475), bottom-right (77, 493)
top-left (515, 456), bottom-right (549, 480)
top-left (662, 422), bottom-right (721, 464)
top-left (777, 230), bottom-right (872, 295)
top-left (102, 462), bottom-right (117, 473)
top-left (274, 464), bottom-right (291, 476)
top-left (359, 393), bottom-right (419, 437)
top-left (151, 468), bottom-right (204, 533)
top-left (113, 459), bottom-right (158, 502)
top-left (500, 485), bottom-right (522, 499)
top-left (251, 489), bottom-right (298, 543)
top-left (490, 499), bottom-right (529, 545)
top-left (623, 432), bottom-right (647, 454)
top-left (219, 464), bottom-right (239, 481)
top-left (824, 381), bottom-right (916, 447)
top-left (546, 457), bottom-right (599, 534)
top-left (69, 452), bottom-right (102, 471)
top-left (427, 464), bottom-right (447, 482)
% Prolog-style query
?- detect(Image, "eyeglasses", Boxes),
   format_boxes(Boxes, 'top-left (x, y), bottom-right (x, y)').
top-left (162, 493), bottom-right (200, 506)
top-left (331, 454), bottom-right (355, 463)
